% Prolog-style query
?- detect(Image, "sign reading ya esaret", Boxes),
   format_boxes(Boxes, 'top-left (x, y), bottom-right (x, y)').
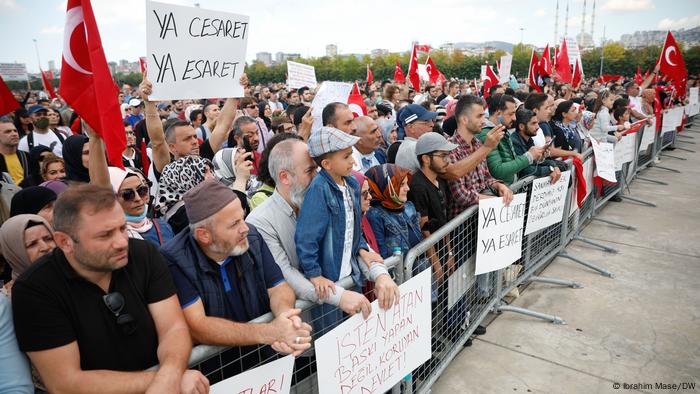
top-left (475, 193), bottom-right (527, 275)
top-left (146, 1), bottom-right (249, 100)
top-left (315, 269), bottom-right (432, 394)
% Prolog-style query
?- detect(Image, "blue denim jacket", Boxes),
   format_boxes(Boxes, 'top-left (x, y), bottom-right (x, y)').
top-left (296, 169), bottom-right (368, 286)
top-left (365, 202), bottom-right (423, 259)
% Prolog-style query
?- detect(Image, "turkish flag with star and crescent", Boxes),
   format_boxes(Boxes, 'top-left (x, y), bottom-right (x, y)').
top-left (657, 31), bottom-right (687, 97)
top-left (539, 44), bottom-right (552, 77)
top-left (482, 64), bottom-right (499, 100)
top-left (528, 49), bottom-right (541, 92)
top-left (407, 44), bottom-right (421, 91)
top-left (394, 61), bottom-right (405, 84)
top-left (59, 0), bottom-right (125, 168)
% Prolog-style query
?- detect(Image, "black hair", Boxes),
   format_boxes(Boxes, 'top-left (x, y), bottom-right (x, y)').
top-left (552, 100), bottom-right (575, 122)
top-left (454, 94), bottom-right (485, 121)
top-left (515, 109), bottom-right (537, 132)
top-left (487, 94), bottom-right (516, 113)
top-left (292, 105), bottom-right (309, 127)
top-left (189, 109), bottom-right (203, 124)
top-left (376, 103), bottom-right (392, 117)
top-left (488, 85), bottom-right (502, 96)
top-left (504, 87), bottom-right (515, 96)
top-left (524, 92), bottom-right (548, 111)
top-left (321, 102), bottom-right (348, 127)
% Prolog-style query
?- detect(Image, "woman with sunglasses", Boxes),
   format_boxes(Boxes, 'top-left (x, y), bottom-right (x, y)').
top-left (107, 167), bottom-right (174, 247)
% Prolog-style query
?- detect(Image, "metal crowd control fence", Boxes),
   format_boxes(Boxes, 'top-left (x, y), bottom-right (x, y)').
top-left (148, 109), bottom-right (693, 393)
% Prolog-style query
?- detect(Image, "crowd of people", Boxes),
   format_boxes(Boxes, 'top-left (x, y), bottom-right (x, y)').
top-left (0, 62), bottom-right (695, 393)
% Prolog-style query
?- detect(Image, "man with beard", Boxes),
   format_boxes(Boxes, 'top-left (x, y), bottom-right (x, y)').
top-left (511, 109), bottom-right (566, 181)
top-left (0, 118), bottom-right (30, 186)
top-left (476, 94), bottom-right (554, 185)
top-left (121, 122), bottom-right (143, 171)
top-left (161, 179), bottom-right (312, 358)
top-left (12, 184), bottom-right (209, 393)
top-left (246, 139), bottom-right (399, 317)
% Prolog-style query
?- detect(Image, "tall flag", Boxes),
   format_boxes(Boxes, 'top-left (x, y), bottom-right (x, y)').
top-left (554, 38), bottom-right (572, 84)
top-left (539, 44), bottom-right (552, 77)
top-left (656, 31), bottom-right (688, 97)
top-left (482, 64), bottom-right (499, 100)
top-left (59, 0), bottom-right (126, 168)
top-left (407, 44), bottom-right (421, 91)
top-left (394, 61), bottom-right (405, 84)
top-left (347, 82), bottom-right (366, 118)
top-left (634, 67), bottom-right (643, 85)
top-left (415, 44), bottom-right (431, 53)
top-left (0, 76), bottom-right (21, 117)
top-left (41, 70), bottom-right (58, 99)
top-left (366, 64), bottom-right (373, 86)
top-left (572, 58), bottom-right (583, 89)
top-left (528, 50), bottom-right (542, 92)
top-left (425, 56), bottom-right (442, 85)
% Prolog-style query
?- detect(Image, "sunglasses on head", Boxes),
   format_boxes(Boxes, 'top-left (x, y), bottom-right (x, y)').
top-left (118, 184), bottom-right (149, 201)
top-left (103, 292), bottom-right (136, 335)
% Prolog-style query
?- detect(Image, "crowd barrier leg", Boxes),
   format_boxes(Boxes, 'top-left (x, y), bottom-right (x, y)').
top-left (647, 164), bottom-right (681, 173)
top-left (635, 176), bottom-right (668, 185)
top-left (570, 235), bottom-right (619, 253)
top-left (672, 146), bottom-right (696, 153)
top-left (556, 251), bottom-right (616, 278)
top-left (527, 275), bottom-right (583, 289)
top-left (591, 216), bottom-right (636, 230)
top-left (494, 302), bottom-right (566, 325)
top-left (659, 152), bottom-right (687, 160)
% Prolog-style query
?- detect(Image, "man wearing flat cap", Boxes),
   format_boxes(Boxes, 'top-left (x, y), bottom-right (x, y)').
top-left (160, 178), bottom-right (312, 358)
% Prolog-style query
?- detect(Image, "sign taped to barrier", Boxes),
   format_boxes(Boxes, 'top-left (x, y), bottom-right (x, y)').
top-left (315, 269), bottom-right (432, 394)
top-left (590, 138), bottom-right (616, 183)
top-left (475, 193), bottom-right (526, 275)
top-left (525, 171), bottom-right (571, 235)
top-left (210, 354), bottom-right (294, 394)
top-left (146, 1), bottom-right (249, 100)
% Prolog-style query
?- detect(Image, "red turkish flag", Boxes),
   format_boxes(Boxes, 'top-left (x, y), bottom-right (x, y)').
top-left (425, 56), bottom-right (442, 85)
top-left (657, 31), bottom-right (687, 96)
top-left (407, 44), bottom-right (420, 91)
top-left (366, 64), bottom-right (373, 86)
top-left (528, 50), bottom-right (541, 92)
top-left (139, 57), bottom-right (147, 74)
top-left (0, 76), bottom-right (20, 117)
top-left (539, 44), bottom-right (552, 77)
top-left (59, 0), bottom-right (125, 168)
top-left (347, 82), bottom-right (366, 118)
top-left (634, 67), bottom-right (643, 85)
top-left (415, 44), bottom-right (431, 53)
top-left (623, 119), bottom-right (647, 135)
top-left (482, 64), bottom-right (499, 100)
top-left (554, 39), bottom-right (572, 84)
top-left (394, 61), bottom-right (405, 84)
top-left (41, 70), bottom-right (58, 99)
top-left (597, 74), bottom-right (624, 84)
top-left (572, 58), bottom-right (583, 89)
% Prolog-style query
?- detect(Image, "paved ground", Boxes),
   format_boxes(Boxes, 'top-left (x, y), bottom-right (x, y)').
top-left (432, 125), bottom-right (700, 394)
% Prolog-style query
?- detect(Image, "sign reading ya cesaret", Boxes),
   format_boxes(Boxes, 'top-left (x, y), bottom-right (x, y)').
top-left (146, 1), bottom-right (249, 100)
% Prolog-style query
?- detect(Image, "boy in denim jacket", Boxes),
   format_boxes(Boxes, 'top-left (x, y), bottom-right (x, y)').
top-left (296, 126), bottom-right (399, 323)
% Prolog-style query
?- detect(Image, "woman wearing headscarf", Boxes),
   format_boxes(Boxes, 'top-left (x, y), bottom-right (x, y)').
top-left (258, 101), bottom-right (272, 131)
top-left (212, 147), bottom-right (253, 209)
top-left (0, 214), bottom-right (54, 292)
top-left (154, 156), bottom-right (214, 234)
top-left (353, 170), bottom-right (379, 302)
top-left (23, 145), bottom-right (52, 187)
top-left (61, 134), bottom-right (90, 183)
top-left (10, 186), bottom-right (57, 226)
top-left (107, 167), bottom-right (174, 247)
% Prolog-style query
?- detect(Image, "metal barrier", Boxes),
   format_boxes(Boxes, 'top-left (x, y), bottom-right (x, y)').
top-left (148, 109), bottom-right (694, 394)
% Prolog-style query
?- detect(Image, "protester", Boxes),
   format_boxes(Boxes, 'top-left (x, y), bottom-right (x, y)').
top-left (10, 186), bottom-right (56, 225)
top-left (0, 294), bottom-right (33, 393)
top-left (122, 122), bottom-right (143, 171)
top-left (40, 153), bottom-right (65, 182)
top-left (0, 214), bottom-right (54, 292)
top-left (230, 116), bottom-right (262, 176)
top-left (377, 117), bottom-right (398, 147)
top-left (17, 105), bottom-right (65, 157)
top-left (196, 103), bottom-right (220, 143)
top-left (550, 100), bottom-right (585, 156)
top-left (47, 108), bottom-right (71, 138)
top-left (394, 104), bottom-right (438, 173)
top-left (511, 109), bottom-right (566, 182)
top-left (322, 102), bottom-right (355, 133)
top-left (13, 108), bottom-right (32, 138)
top-left (240, 97), bottom-right (273, 153)
top-left (62, 134), bottom-right (90, 183)
top-left (250, 133), bottom-right (302, 209)
top-left (590, 89), bottom-right (625, 144)
top-left (0, 118), bottom-right (30, 186)
top-left (351, 116), bottom-right (386, 173)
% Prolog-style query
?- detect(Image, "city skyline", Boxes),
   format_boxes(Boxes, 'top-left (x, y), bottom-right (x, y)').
top-left (0, 0), bottom-right (698, 73)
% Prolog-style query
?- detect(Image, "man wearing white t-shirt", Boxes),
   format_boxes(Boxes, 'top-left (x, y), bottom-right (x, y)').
top-left (18, 105), bottom-right (65, 157)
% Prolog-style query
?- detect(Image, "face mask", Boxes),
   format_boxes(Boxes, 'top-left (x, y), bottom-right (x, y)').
top-left (34, 118), bottom-right (49, 129)
top-left (125, 204), bottom-right (148, 222)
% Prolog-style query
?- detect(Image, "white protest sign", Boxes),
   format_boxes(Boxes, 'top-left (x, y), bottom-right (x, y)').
top-left (661, 107), bottom-right (683, 135)
top-left (0, 63), bottom-right (28, 81)
top-left (689, 87), bottom-right (698, 106)
top-left (480, 65), bottom-right (487, 81)
top-left (447, 255), bottom-right (476, 310)
top-left (315, 269), bottom-right (432, 394)
top-left (310, 81), bottom-right (353, 133)
top-left (475, 193), bottom-right (527, 275)
top-left (614, 135), bottom-right (635, 170)
top-left (499, 54), bottom-right (512, 84)
top-left (525, 171), bottom-right (571, 235)
top-left (583, 156), bottom-right (595, 198)
top-left (569, 179), bottom-right (578, 218)
top-left (590, 138), bottom-right (616, 183)
top-left (146, 1), bottom-right (248, 100)
top-left (417, 64), bottom-right (429, 81)
top-left (210, 354), bottom-right (294, 394)
top-left (286, 61), bottom-right (317, 89)
top-left (638, 120), bottom-right (656, 152)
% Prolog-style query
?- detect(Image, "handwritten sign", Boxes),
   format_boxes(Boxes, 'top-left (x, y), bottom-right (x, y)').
top-left (498, 54), bottom-right (512, 83)
top-left (583, 157), bottom-right (595, 198)
top-left (525, 171), bottom-right (571, 235)
top-left (590, 138), bottom-right (616, 183)
top-left (0, 63), bottom-right (28, 81)
top-left (287, 61), bottom-right (317, 89)
top-left (315, 269), bottom-right (432, 394)
top-left (310, 81), bottom-right (353, 132)
top-left (146, 1), bottom-right (249, 100)
top-left (210, 355), bottom-right (294, 394)
top-left (614, 135), bottom-right (635, 170)
top-left (690, 87), bottom-right (698, 106)
top-left (475, 193), bottom-right (526, 275)
top-left (661, 107), bottom-right (683, 135)
top-left (638, 119), bottom-right (656, 152)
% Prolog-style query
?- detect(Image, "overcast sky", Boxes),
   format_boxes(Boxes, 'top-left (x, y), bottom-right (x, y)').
top-left (1, 0), bottom-right (698, 73)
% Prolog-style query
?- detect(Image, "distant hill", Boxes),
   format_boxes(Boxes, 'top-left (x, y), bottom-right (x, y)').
top-left (452, 41), bottom-right (514, 52)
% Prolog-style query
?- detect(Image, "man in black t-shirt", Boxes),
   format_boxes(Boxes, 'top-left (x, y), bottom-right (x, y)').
top-left (12, 184), bottom-right (208, 394)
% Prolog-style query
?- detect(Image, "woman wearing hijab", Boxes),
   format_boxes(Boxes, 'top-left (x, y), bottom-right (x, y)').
top-left (107, 167), bottom-right (174, 247)
top-left (0, 214), bottom-right (54, 292)
top-left (353, 170), bottom-right (379, 302)
top-left (154, 156), bottom-right (214, 234)
top-left (258, 101), bottom-right (272, 131)
top-left (10, 186), bottom-right (57, 226)
top-left (23, 145), bottom-right (52, 187)
top-left (61, 134), bottom-right (90, 183)
top-left (212, 147), bottom-right (253, 212)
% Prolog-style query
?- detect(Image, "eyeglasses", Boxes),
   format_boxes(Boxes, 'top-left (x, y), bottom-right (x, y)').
top-left (125, 131), bottom-right (136, 136)
top-left (245, 105), bottom-right (257, 109)
top-left (118, 184), bottom-right (149, 201)
top-left (430, 153), bottom-right (449, 160)
top-left (103, 292), bottom-right (136, 335)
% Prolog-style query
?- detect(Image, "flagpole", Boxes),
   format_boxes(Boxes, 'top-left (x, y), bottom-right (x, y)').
top-left (32, 38), bottom-right (43, 72)
top-left (599, 25), bottom-right (605, 77)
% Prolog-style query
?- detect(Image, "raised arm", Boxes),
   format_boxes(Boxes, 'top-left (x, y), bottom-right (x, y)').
top-left (206, 74), bottom-right (249, 153)
top-left (139, 75), bottom-right (171, 173)
top-left (84, 121), bottom-right (110, 188)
